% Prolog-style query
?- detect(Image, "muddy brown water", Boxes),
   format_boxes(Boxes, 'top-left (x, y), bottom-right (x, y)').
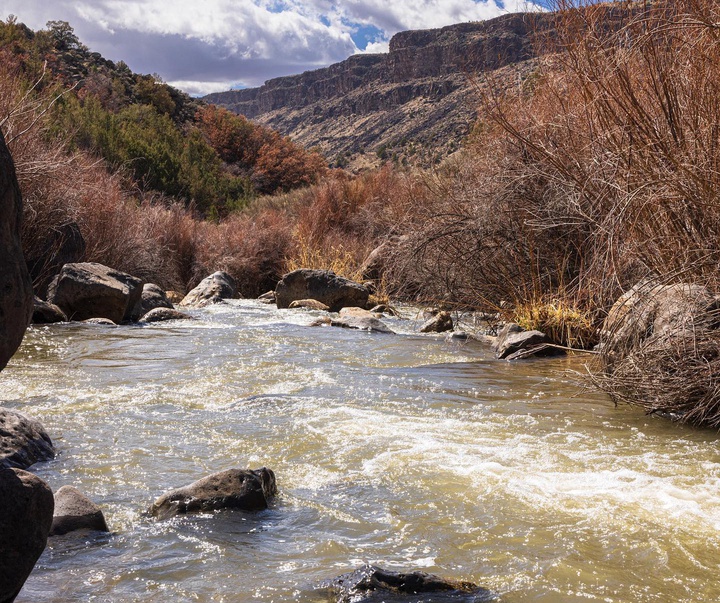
top-left (2, 300), bottom-right (719, 602)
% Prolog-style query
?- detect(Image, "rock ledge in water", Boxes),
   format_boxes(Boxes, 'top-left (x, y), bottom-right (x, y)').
top-left (150, 468), bottom-right (276, 520)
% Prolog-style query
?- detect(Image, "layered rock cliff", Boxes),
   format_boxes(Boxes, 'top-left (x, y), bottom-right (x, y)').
top-left (205, 12), bottom-right (553, 169)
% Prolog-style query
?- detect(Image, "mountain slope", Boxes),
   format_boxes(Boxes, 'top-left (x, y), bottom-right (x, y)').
top-left (205, 12), bottom-right (553, 169)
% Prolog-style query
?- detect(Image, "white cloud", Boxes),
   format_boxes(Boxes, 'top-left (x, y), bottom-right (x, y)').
top-left (0, 0), bottom-right (542, 96)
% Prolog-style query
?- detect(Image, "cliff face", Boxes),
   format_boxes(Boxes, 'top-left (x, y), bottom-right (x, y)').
top-left (205, 12), bottom-right (552, 169)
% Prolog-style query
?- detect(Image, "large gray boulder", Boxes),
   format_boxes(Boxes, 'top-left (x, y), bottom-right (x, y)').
top-left (47, 262), bottom-right (143, 323)
top-left (321, 565), bottom-right (491, 603)
top-left (0, 129), bottom-right (33, 371)
top-left (49, 486), bottom-right (109, 536)
top-left (180, 271), bottom-right (237, 307)
top-left (150, 468), bottom-right (276, 520)
top-left (275, 269), bottom-right (369, 312)
top-left (602, 281), bottom-right (720, 356)
top-left (0, 408), bottom-right (55, 471)
top-left (0, 467), bottom-right (54, 603)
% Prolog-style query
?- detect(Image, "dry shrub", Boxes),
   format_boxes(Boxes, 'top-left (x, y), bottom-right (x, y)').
top-left (593, 328), bottom-right (720, 428)
top-left (284, 166), bottom-right (424, 281)
top-left (385, 0), bottom-right (720, 350)
top-left (192, 208), bottom-right (294, 297)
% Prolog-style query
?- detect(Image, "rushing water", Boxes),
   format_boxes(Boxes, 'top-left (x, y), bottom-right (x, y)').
top-left (2, 300), bottom-right (720, 602)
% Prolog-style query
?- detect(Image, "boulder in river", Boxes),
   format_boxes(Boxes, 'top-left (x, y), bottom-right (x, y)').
top-left (49, 486), bottom-right (109, 536)
top-left (257, 290), bottom-right (276, 304)
top-left (31, 296), bottom-right (67, 324)
top-left (180, 271), bottom-right (237, 307)
top-left (0, 128), bottom-right (33, 371)
top-left (0, 408), bottom-right (55, 471)
top-left (493, 322), bottom-right (564, 360)
top-left (331, 315), bottom-right (394, 334)
top-left (275, 269), bottom-right (369, 312)
top-left (290, 299), bottom-right (330, 311)
top-left (47, 262), bottom-right (144, 323)
top-left (139, 307), bottom-right (194, 323)
top-left (150, 467), bottom-right (276, 520)
top-left (420, 310), bottom-right (454, 333)
top-left (140, 283), bottom-right (174, 316)
top-left (0, 467), bottom-right (54, 603)
top-left (320, 565), bottom-right (492, 603)
top-left (602, 281), bottom-right (720, 357)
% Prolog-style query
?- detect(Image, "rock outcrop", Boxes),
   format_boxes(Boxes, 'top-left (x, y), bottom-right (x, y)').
top-left (0, 468), bottom-right (54, 603)
top-left (180, 271), bottom-right (237, 307)
top-left (276, 269), bottom-right (369, 312)
top-left (0, 408), bottom-right (55, 470)
top-left (150, 468), bottom-right (277, 520)
top-left (321, 565), bottom-right (491, 603)
top-left (0, 129), bottom-right (33, 371)
top-left (47, 262), bottom-right (144, 323)
top-left (49, 486), bottom-right (110, 536)
top-left (206, 13), bottom-right (554, 169)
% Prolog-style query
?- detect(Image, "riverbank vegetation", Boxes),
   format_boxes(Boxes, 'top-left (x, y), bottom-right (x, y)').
top-left (3, 1), bottom-right (720, 423)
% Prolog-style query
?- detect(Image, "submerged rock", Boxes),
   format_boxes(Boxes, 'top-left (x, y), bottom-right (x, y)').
top-left (139, 307), bottom-right (194, 323)
top-left (31, 297), bottom-right (67, 324)
top-left (0, 408), bottom-right (55, 471)
top-left (321, 565), bottom-right (492, 603)
top-left (150, 468), bottom-right (277, 520)
top-left (81, 317), bottom-right (117, 326)
top-left (180, 271), bottom-right (237, 307)
top-left (49, 486), bottom-right (109, 536)
top-left (275, 269), bottom-right (369, 312)
top-left (47, 262), bottom-right (144, 323)
top-left (0, 467), bottom-right (54, 603)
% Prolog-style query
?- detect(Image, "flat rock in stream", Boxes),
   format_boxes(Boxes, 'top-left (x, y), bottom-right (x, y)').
top-left (321, 565), bottom-right (492, 603)
top-left (275, 269), bottom-right (369, 312)
top-left (0, 408), bottom-right (55, 470)
top-left (150, 468), bottom-right (276, 520)
top-left (331, 315), bottom-right (394, 334)
top-left (139, 307), bottom-right (194, 323)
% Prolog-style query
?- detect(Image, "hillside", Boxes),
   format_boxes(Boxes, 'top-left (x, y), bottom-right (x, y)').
top-left (205, 12), bottom-right (554, 169)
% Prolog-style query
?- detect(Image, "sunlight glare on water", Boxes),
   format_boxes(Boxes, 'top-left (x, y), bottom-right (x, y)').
top-left (2, 300), bottom-right (720, 602)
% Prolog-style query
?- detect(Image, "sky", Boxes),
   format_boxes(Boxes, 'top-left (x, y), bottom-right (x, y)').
top-left (1, 1), bottom-right (545, 96)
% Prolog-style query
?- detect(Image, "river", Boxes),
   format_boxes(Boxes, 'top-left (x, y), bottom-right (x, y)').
top-left (2, 300), bottom-right (719, 602)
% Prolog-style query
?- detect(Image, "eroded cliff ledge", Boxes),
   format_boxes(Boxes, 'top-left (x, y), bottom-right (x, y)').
top-left (205, 12), bottom-right (553, 170)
